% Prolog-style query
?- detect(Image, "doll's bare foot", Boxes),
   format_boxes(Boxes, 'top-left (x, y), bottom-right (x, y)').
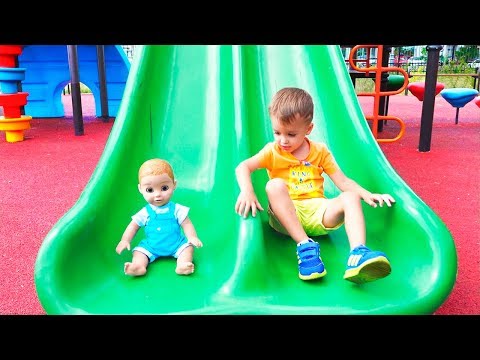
top-left (176, 262), bottom-right (194, 275)
top-left (124, 262), bottom-right (146, 276)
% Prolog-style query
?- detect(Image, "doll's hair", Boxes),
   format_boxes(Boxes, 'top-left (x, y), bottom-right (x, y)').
top-left (268, 87), bottom-right (314, 125)
top-left (138, 158), bottom-right (175, 182)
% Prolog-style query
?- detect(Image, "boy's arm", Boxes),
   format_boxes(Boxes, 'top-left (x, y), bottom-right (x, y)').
top-left (116, 220), bottom-right (140, 254)
top-left (235, 154), bottom-right (265, 217)
top-left (180, 216), bottom-right (203, 248)
top-left (328, 169), bottom-right (395, 208)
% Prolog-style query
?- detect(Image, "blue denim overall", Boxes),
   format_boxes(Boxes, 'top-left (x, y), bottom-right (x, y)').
top-left (137, 202), bottom-right (187, 259)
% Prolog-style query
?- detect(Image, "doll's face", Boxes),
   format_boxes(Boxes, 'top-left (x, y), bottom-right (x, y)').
top-left (138, 173), bottom-right (176, 207)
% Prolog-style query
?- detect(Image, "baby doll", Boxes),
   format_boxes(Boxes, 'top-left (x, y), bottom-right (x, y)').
top-left (115, 158), bottom-right (203, 276)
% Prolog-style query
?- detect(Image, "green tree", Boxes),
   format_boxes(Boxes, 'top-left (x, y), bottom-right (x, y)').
top-left (455, 45), bottom-right (479, 62)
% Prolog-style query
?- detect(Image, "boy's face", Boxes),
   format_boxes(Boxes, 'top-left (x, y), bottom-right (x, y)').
top-left (138, 173), bottom-right (176, 207)
top-left (271, 114), bottom-right (313, 153)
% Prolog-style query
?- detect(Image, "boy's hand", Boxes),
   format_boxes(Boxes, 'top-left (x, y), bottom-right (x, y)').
top-left (364, 193), bottom-right (396, 208)
top-left (235, 191), bottom-right (264, 218)
top-left (188, 237), bottom-right (203, 248)
top-left (116, 240), bottom-right (130, 255)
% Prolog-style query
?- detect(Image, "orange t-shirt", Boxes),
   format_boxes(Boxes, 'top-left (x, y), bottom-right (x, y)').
top-left (257, 137), bottom-right (339, 200)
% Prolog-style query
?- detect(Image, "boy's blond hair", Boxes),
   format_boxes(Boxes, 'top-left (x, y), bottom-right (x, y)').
top-left (138, 158), bottom-right (175, 182)
top-left (268, 87), bottom-right (314, 124)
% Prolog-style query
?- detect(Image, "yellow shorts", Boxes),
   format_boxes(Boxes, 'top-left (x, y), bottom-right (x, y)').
top-left (267, 197), bottom-right (343, 237)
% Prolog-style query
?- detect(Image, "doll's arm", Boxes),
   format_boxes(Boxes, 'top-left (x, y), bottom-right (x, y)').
top-left (116, 220), bottom-right (140, 254)
top-left (181, 216), bottom-right (203, 248)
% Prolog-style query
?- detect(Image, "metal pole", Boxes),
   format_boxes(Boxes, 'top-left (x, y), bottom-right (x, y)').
top-left (15, 50), bottom-right (25, 115)
top-left (96, 45), bottom-right (110, 122)
top-left (418, 45), bottom-right (442, 152)
top-left (477, 67), bottom-right (479, 92)
top-left (67, 45), bottom-right (84, 136)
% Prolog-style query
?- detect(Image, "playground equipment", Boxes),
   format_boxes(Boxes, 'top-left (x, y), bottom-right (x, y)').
top-left (18, 45), bottom-right (130, 118)
top-left (349, 45), bottom-right (409, 143)
top-left (408, 82), bottom-right (445, 101)
top-left (0, 45), bottom-right (21, 67)
top-left (34, 45), bottom-right (457, 315)
top-left (439, 88), bottom-right (479, 124)
top-left (0, 45), bottom-right (32, 143)
top-left (384, 74), bottom-right (405, 113)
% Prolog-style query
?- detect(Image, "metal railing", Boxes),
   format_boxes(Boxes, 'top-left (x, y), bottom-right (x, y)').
top-left (350, 57), bottom-right (479, 74)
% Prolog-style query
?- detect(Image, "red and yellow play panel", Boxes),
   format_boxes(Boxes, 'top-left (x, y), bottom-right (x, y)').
top-left (0, 45), bottom-right (22, 67)
top-left (0, 92), bottom-right (29, 118)
top-left (0, 115), bottom-right (32, 142)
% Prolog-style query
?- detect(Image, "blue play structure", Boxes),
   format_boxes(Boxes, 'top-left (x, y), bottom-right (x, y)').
top-left (440, 88), bottom-right (479, 124)
top-left (18, 45), bottom-right (130, 118)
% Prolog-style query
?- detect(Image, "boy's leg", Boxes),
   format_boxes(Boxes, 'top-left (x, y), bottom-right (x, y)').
top-left (265, 178), bottom-right (309, 244)
top-left (323, 191), bottom-right (391, 283)
top-left (266, 179), bottom-right (326, 280)
top-left (322, 191), bottom-right (365, 250)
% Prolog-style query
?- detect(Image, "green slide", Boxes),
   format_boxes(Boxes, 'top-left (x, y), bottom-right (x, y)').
top-left (34, 45), bottom-right (457, 314)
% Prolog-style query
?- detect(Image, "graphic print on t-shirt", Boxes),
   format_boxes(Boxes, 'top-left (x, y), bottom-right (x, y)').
top-left (288, 162), bottom-right (314, 196)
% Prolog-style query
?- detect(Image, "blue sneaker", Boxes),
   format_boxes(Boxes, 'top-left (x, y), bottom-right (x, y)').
top-left (344, 245), bottom-right (391, 284)
top-left (296, 239), bottom-right (327, 280)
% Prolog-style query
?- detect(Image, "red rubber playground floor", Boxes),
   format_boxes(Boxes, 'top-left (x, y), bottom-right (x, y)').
top-left (0, 93), bottom-right (478, 315)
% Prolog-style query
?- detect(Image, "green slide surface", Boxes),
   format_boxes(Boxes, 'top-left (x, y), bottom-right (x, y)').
top-left (34, 45), bottom-right (457, 314)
